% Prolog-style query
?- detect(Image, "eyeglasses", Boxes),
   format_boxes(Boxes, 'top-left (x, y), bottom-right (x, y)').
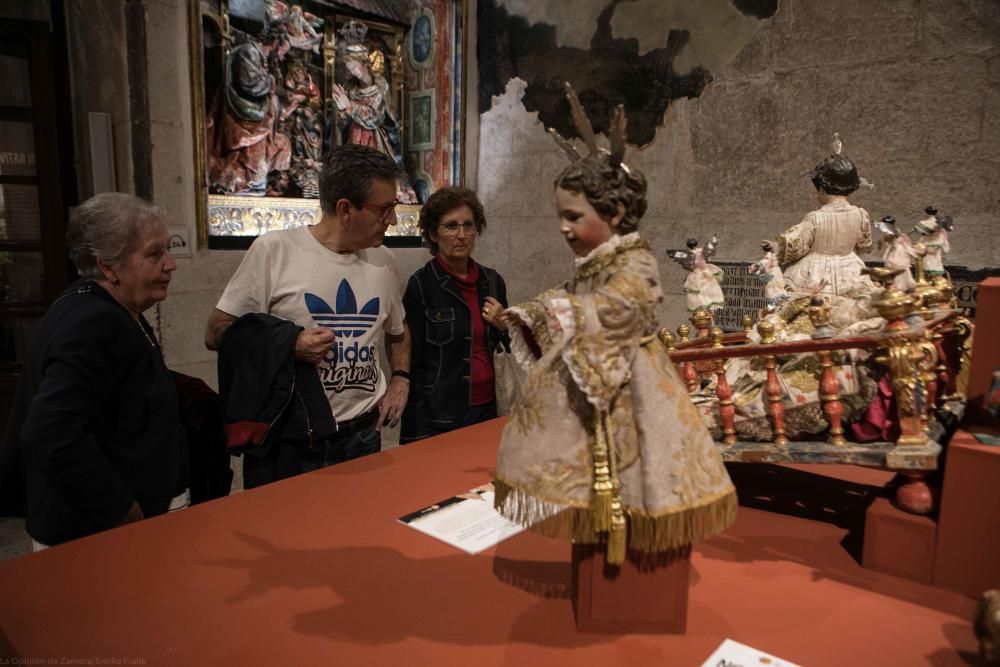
top-left (357, 201), bottom-right (398, 221)
top-left (439, 221), bottom-right (477, 236)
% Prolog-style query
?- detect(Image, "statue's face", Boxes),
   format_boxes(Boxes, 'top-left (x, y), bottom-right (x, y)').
top-left (555, 187), bottom-right (619, 257)
top-left (346, 58), bottom-right (368, 80)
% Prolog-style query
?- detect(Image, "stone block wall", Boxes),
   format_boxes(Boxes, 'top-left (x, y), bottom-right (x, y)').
top-left (473, 0), bottom-right (1000, 330)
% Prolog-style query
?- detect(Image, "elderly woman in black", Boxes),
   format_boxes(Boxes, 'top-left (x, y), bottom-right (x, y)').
top-left (0, 193), bottom-right (188, 550)
top-left (400, 187), bottom-right (509, 443)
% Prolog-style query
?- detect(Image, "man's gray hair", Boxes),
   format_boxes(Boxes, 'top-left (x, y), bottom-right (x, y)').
top-left (319, 144), bottom-right (403, 214)
top-left (67, 193), bottom-right (163, 279)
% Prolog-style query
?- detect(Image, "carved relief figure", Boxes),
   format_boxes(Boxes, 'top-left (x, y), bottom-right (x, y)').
top-left (331, 20), bottom-right (416, 203)
top-left (206, 42), bottom-right (291, 196)
top-left (264, 1), bottom-right (323, 57)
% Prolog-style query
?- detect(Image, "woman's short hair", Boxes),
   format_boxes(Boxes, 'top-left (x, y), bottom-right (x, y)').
top-left (67, 193), bottom-right (163, 279)
top-left (418, 187), bottom-right (487, 255)
top-left (554, 156), bottom-right (647, 233)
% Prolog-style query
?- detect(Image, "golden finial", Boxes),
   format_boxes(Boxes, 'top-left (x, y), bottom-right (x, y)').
top-left (658, 327), bottom-right (676, 351)
top-left (757, 320), bottom-right (777, 344)
top-left (677, 323), bottom-right (691, 343)
top-left (873, 285), bottom-right (916, 323)
top-left (741, 314), bottom-right (753, 334)
top-left (710, 327), bottom-right (724, 349)
top-left (690, 308), bottom-right (712, 334)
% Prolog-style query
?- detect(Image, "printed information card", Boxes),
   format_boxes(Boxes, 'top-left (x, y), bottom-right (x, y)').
top-left (700, 639), bottom-right (803, 667)
top-left (398, 483), bottom-right (525, 555)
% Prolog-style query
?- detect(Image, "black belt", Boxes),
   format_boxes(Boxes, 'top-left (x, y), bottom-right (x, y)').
top-left (337, 406), bottom-right (380, 434)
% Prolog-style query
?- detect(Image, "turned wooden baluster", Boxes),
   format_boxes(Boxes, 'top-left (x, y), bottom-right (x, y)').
top-left (691, 309), bottom-right (714, 383)
top-left (757, 321), bottom-right (787, 446)
top-left (711, 327), bottom-right (737, 444)
top-left (818, 350), bottom-right (845, 445)
top-left (677, 323), bottom-right (698, 392)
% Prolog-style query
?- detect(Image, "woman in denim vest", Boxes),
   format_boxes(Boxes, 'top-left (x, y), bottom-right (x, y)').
top-left (400, 188), bottom-right (509, 443)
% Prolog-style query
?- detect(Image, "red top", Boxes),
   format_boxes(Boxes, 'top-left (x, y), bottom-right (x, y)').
top-left (434, 255), bottom-right (495, 406)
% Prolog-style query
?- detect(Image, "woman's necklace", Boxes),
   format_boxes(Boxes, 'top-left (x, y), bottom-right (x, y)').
top-left (136, 319), bottom-right (159, 350)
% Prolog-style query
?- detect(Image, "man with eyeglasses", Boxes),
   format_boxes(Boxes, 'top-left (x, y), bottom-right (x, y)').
top-left (205, 144), bottom-right (411, 488)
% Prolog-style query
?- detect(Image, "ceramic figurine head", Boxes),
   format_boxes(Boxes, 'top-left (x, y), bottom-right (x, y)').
top-left (807, 133), bottom-right (867, 196)
top-left (554, 156), bottom-right (647, 235)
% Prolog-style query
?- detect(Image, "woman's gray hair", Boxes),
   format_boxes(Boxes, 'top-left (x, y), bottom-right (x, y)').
top-left (67, 193), bottom-right (163, 279)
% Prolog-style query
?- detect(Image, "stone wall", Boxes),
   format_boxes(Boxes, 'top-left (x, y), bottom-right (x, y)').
top-left (473, 0), bottom-right (1000, 329)
top-left (66, 0), bottom-right (1000, 385)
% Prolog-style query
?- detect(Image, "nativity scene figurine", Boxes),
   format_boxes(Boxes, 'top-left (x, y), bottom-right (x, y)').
top-left (493, 85), bottom-right (736, 567)
top-left (667, 236), bottom-right (725, 315)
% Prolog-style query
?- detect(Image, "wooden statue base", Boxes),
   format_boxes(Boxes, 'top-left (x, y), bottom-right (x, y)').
top-left (933, 430), bottom-right (1000, 597)
top-left (571, 543), bottom-right (690, 634)
top-left (862, 497), bottom-right (937, 584)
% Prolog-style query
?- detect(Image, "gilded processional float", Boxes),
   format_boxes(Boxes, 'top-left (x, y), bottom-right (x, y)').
top-left (660, 135), bottom-right (974, 517)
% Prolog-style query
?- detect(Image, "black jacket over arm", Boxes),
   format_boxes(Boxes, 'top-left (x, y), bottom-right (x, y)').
top-left (216, 313), bottom-right (336, 453)
top-left (0, 281), bottom-right (188, 546)
top-left (400, 259), bottom-right (508, 442)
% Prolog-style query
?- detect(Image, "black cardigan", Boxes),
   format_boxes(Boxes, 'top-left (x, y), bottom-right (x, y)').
top-left (0, 280), bottom-right (188, 546)
top-left (400, 259), bottom-right (508, 442)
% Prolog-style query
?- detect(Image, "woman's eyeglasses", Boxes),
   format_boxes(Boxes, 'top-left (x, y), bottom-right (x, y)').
top-left (439, 222), bottom-right (476, 236)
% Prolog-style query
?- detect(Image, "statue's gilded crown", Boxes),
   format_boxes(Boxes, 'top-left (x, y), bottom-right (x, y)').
top-left (549, 83), bottom-right (631, 174)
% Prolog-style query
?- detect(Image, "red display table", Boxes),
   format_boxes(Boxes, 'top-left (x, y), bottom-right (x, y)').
top-left (0, 418), bottom-right (979, 666)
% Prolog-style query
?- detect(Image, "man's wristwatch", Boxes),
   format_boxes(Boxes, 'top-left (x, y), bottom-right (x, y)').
top-left (391, 369), bottom-right (411, 381)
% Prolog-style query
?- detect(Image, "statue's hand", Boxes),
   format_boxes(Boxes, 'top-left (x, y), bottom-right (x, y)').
top-left (331, 84), bottom-right (350, 110)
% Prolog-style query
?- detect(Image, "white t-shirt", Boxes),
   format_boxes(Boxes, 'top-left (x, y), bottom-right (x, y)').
top-left (217, 226), bottom-right (405, 421)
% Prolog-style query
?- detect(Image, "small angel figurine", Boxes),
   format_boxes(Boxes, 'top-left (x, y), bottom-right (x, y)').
top-left (877, 215), bottom-right (918, 291)
top-left (749, 241), bottom-right (789, 309)
top-left (914, 205), bottom-right (953, 277)
top-left (668, 236), bottom-right (725, 313)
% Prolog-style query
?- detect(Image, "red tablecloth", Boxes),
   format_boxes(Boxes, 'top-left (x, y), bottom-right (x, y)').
top-left (0, 418), bottom-right (977, 666)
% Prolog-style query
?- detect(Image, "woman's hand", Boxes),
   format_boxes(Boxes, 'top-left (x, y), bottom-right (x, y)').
top-left (481, 297), bottom-right (507, 329)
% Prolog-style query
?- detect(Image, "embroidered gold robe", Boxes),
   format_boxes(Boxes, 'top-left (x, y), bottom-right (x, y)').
top-left (494, 233), bottom-right (736, 561)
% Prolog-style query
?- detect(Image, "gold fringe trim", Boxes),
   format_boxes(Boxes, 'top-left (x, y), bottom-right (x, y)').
top-left (495, 479), bottom-right (738, 554)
